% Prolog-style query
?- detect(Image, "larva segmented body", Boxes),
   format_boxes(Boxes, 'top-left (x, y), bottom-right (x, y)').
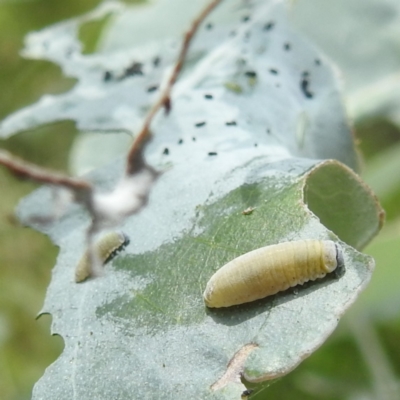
top-left (75, 231), bottom-right (129, 283)
top-left (203, 240), bottom-right (343, 308)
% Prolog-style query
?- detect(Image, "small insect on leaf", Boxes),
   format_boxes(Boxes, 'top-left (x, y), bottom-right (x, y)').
top-left (75, 231), bottom-right (129, 283)
top-left (203, 240), bottom-right (344, 308)
top-left (242, 206), bottom-right (255, 215)
top-left (224, 81), bottom-right (243, 94)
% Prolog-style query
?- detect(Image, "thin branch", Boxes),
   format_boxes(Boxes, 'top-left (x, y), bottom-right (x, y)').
top-left (0, 149), bottom-right (92, 197)
top-left (125, 0), bottom-right (224, 175)
top-left (0, 0), bottom-right (226, 283)
top-left (0, 0), bottom-right (224, 244)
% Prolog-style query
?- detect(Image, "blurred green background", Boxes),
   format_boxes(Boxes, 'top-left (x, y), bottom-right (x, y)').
top-left (0, 1), bottom-right (111, 399)
top-left (0, 0), bottom-right (399, 399)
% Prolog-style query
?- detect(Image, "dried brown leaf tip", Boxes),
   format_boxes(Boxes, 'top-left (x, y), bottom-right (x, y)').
top-left (211, 343), bottom-right (258, 391)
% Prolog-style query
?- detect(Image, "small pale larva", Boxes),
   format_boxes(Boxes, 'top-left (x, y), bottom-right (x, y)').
top-left (75, 231), bottom-right (129, 283)
top-left (203, 240), bottom-right (343, 308)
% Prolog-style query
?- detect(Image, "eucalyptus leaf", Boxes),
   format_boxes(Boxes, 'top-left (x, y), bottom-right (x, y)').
top-left (290, 0), bottom-right (400, 126)
top-left (290, 0), bottom-right (400, 93)
top-left (9, 0), bottom-right (384, 399)
top-left (22, 156), bottom-right (380, 399)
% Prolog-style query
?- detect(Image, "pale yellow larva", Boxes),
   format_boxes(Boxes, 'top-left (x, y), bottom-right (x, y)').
top-left (203, 240), bottom-right (343, 308)
top-left (75, 231), bottom-right (129, 283)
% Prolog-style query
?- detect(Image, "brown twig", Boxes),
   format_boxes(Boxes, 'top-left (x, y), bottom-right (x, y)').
top-left (0, 0), bottom-right (224, 235)
top-left (125, 0), bottom-right (224, 175)
top-left (0, 0), bottom-right (224, 188)
top-left (0, 149), bottom-right (93, 200)
top-left (0, 0), bottom-right (225, 282)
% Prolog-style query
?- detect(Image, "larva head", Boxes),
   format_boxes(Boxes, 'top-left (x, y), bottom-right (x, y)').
top-left (321, 240), bottom-right (341, 273)
top-left (334, 242), bottom-right (345, 278)
top-left (115, 231), bottom-right (130, 248)
top-left (203, 275), bottom-right (232, 308)
top-left (74, 231), bottom-right (130, 283)
top-left (101, 231), bottom-right (130, 263)
top-left (203, 281), bottom-right (216, 308)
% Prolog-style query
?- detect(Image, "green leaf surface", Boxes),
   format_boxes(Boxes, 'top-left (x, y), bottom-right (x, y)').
top-left (9, 0), bottom-right (384, 398)
top-left (20, 156), bottom-right (380, 399)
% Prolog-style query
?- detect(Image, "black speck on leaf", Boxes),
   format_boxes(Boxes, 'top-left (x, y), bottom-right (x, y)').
top-left (147, 85), bottom-right (159, 93)
top-left (204, 94), bottom-right (213, 100)
top-left (153, 56), bottom-right (161, 68)
top-left (208, 152), bottom-right (218, 156)
top-left (124, 62), bottom-right (143, 77)
top-left (263, 21), bottom-right (275, 31)
top-left (195, 121), bottom-right (206, 128)
top-left (315, 58), bottom-right (321, 66)
top-left (103, 71), bottom-right (112, 82)
top-left (178, 139), bottom-right (183, 145)
top-left (205, 22), bottom-right (213, 30)
top-left (225, 121), bottom-right (237, 126)
top-left (192, 137), bottom-right (196, 141)
top-left (244, 71), bottom-right (257, 78)
top-left (300, 71), bottom-right (313, 99)
top-left (242, 15), bottom-right (250, 23)
top-left (162, 148), bottom-right (169, 155)
top-left (284, 42), bottom-right (291, 51)
top-left (269, 68), bottom-right (278, 74)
